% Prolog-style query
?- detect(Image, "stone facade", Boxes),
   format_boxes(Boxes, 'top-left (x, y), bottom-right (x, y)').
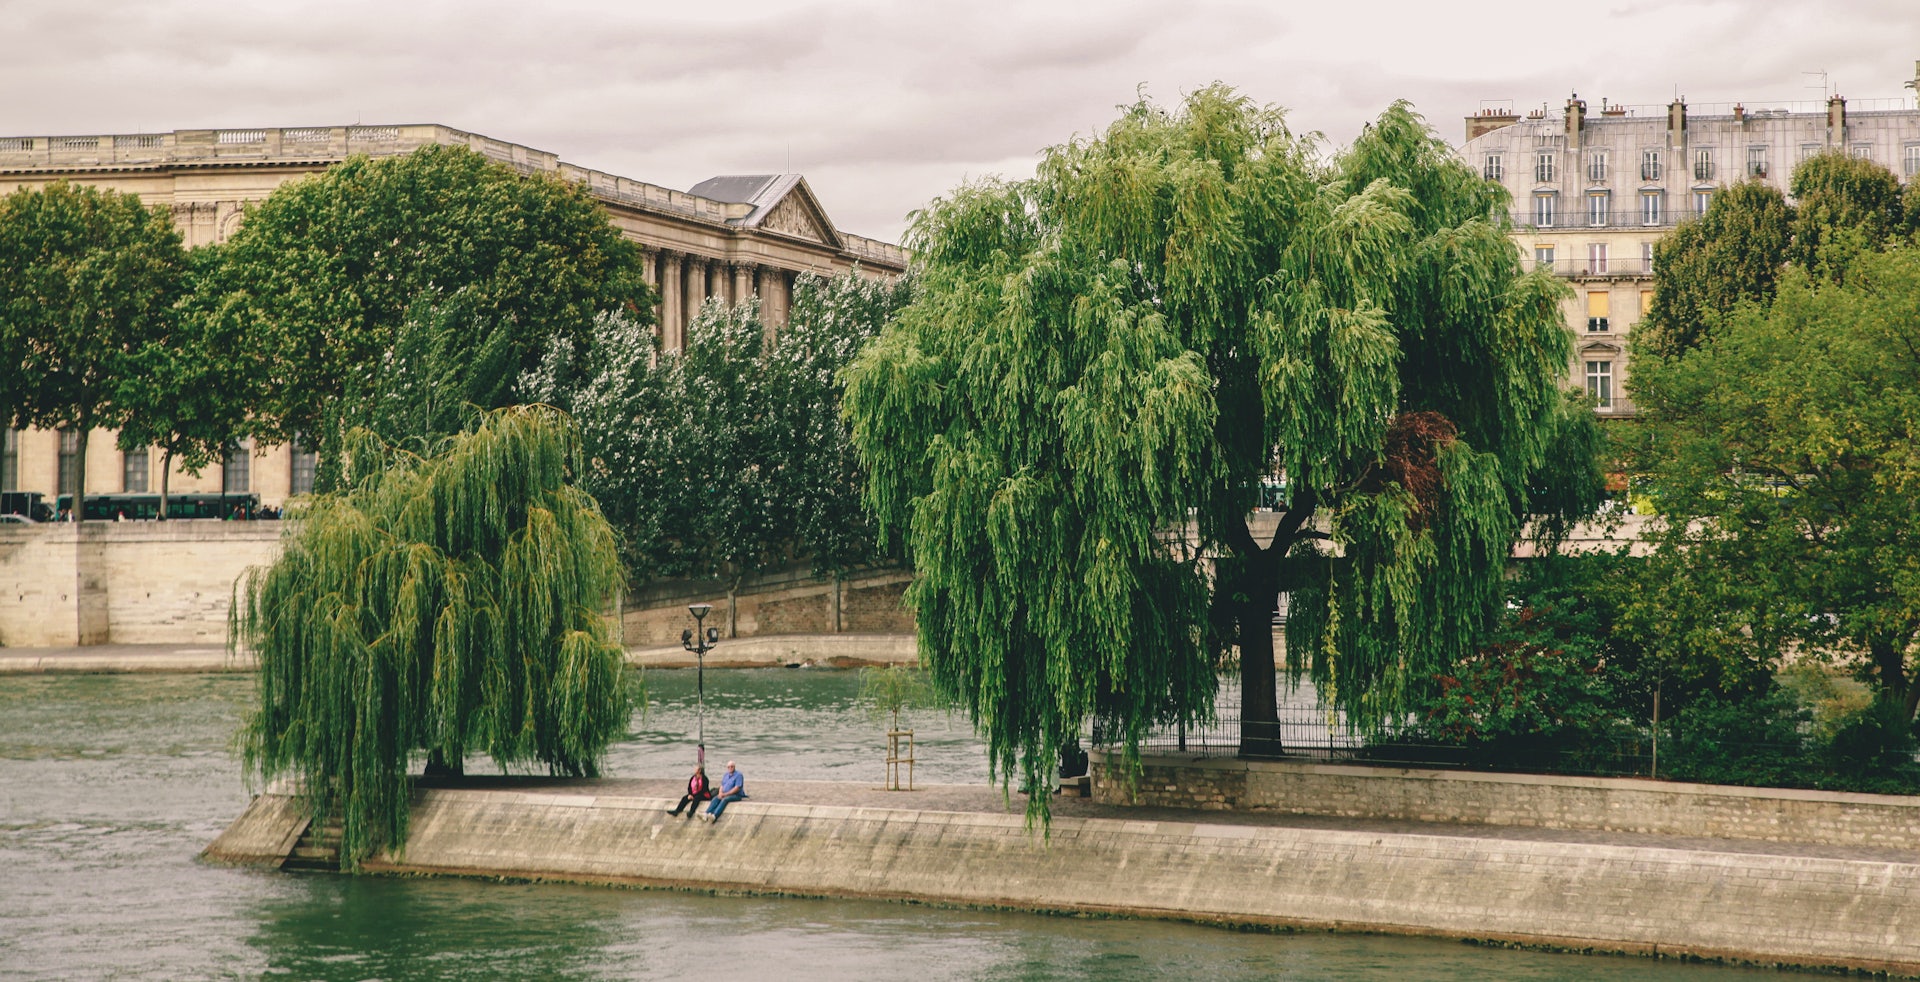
top-left (1458, 63), bottom-right (1920, 417)
top-left (0, 521), bottom-right (283, 646)
top-left (1092, 752), bottom-right (1920, 848)
top-left (0, 124), bottom-right (907, 509)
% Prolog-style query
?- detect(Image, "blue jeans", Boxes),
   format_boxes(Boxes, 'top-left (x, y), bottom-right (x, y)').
top-left (706, 791), bottom-right (743, 819)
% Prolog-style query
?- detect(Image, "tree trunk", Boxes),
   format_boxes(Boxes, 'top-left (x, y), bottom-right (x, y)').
top-left (159, 448), bottom-right (172, 520)
top-left (1237, 591), bottom-right (1282, 757)
top-left (72, 424), bottom-right (89, 523)
top-left (1228, 488), bottom-right (1317, 759)
top-left (1874, 635), bottom-right (1920, 722)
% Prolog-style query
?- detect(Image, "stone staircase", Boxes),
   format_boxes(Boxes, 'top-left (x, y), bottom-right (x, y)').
top-left (281, 818), bottom-right (342, 872)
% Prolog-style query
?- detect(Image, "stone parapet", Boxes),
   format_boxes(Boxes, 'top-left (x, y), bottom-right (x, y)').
top-left (1091, 752), bottom-right (1920, 849)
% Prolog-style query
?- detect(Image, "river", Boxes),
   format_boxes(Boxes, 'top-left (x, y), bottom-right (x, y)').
top-left (0, 670), bottom-right (1789, 980)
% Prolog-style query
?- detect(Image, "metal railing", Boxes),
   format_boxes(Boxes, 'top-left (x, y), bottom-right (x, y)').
top-left (1113, 676), bottom-right (1659, 779)
top-left (1510, 205), bottom-right (1708, 231)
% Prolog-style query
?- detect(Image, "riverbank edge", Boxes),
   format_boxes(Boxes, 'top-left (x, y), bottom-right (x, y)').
top-left (0, 634), bottom-right (919, 674)
top-left (209, 788), bottom-right (1920, 977)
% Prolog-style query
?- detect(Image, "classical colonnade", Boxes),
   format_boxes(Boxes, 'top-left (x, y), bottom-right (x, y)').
top-left (639, 248), bottom-right (792, 348)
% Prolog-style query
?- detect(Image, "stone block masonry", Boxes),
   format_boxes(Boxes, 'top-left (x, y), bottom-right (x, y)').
top-left (211, 786), bottom-right (1920, 975)
top-left (0, 522), bottom-right (283, 647)
top-left (1093, 753), bottom-right (1920, 849)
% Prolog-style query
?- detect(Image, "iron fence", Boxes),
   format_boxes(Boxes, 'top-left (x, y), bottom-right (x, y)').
top-left (1112, 676), bottom-right (1665, 779)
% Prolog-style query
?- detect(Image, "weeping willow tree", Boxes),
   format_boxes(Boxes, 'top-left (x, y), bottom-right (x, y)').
top-left (238, 405), bottom-right (634, 869)
top-left (844, 87), bottom-right (1599, 818)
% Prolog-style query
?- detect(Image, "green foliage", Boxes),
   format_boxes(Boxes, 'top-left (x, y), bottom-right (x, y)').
top-left (846, 88), bottom-right (1596, 820)
top-left (197, 144), bottom-right (652, 454)
top-left (238, 406), bottom-right (633, 869)
top-left (1658, 688), bottom-right (1812, 788)
top-left (0, 180), bottom-right (188, 518)
top-left (856, 664), bottom-right (944, 729)
top-left (531, 272), bottom-right (911, 584)
top-left (1632, 249), bottom-right (1920, 718)
top-left (1788, 151), bottom-right (1908, 281)
top-left (1639, 181), bottom-right (1791, 359)
top-left (117, 244), bottom-right (265, 498)
top-left (1415, 606), bottom-right (1619, 758)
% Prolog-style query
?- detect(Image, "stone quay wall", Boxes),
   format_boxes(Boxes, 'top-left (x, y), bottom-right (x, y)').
top-left (620, 567), bottom-right (913, 645)
top-left (214, 788), bottom-right (1920, 975)
top-left (0, 522), bottom-right (283, 647)
top-left (1091, 753), bottom-right (1920, 848)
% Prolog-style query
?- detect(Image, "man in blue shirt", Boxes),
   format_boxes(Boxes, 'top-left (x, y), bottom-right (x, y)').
top-left (702, 761), bottom-right (745, 822)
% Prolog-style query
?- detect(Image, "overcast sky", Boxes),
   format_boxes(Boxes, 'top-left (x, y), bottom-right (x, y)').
top-left (8, 0), bottom-right (1918, 241)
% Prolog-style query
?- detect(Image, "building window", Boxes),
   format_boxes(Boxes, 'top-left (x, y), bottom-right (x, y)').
top-left (1641, 192), bottom-right (1664, 226)
top-left (1587, 360), bottom-right (1614, 409)
top-left (1534, 245), bottom-right (1555, 272)
top-left (1588, 192), bottom-right (1609, 227)
top-left (1640, 149), bottom-right (1663, 181)
top-left (1851, 143), bottom-right (1872, 160)
top-left (1483, 154), bottom-right (1503, 181)
top-left (1587, 242), bottom-right (1608, 275)
top-left (1747, 146), bottom-right (1769, 177)
top-left (223, 441), bottom-right (251, 493)
top-left (1905, 145), bottom-right (1920, 177)
top-left (1642, 242), bottom-right (1655, 273)
top-left (57, 429), bottom-right (80, 496)
top-left (290, 436), bottom-right (317, 496)
top-left (1587, 151), bottom-right (1608, 183)
top-left (1640, 289), bottom-right (1654, 316)
top-left (1692, 148), bottom-right (1714, 181)
top-left (1532, 193), bottom-right (1556, 227)
top-left (1692, 189), bottom-right (1713, 217)
top-left (0, 430), bottom-right (17, 491)
top-left (1799, 144), bottom-right (1822, 164)
top-left (1586, 291), bottom-right (1610, 332)
top-left (123, 447), bottom-right (149, 493)
top-left (1535, 152), bottom-right (1557, 184)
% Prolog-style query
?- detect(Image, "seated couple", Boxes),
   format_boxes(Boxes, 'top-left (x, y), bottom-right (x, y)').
top-left (667, 760), bottom-right (745, 822)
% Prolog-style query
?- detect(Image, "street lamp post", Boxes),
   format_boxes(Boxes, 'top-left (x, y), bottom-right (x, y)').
top-left (681, 603), bottom-right (719, 766)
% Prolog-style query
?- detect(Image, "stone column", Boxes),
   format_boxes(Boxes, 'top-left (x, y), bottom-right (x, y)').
top-left (706, 261), bottom-right (726, 308)
top-left (756, 266), bottom-right (779, 328)
top-left (660, 252), bottom-right (683, 351)
top-left (682, 256), bottom-right (707, 340)
top-left (731, 264), bottom-right (753, 311)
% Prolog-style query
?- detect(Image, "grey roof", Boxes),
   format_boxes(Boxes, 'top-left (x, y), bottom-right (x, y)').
top-left (688, 174), bottom-right (781, 206)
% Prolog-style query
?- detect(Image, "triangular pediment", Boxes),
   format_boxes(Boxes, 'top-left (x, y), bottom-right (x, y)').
top-left (1579, 339), bottom-right (1624, 355)
top-left (748, 177), bottom-right (842, 249)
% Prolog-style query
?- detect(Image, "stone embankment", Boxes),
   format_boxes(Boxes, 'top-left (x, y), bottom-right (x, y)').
top-left (209, 774), bottom-right (1920, 976)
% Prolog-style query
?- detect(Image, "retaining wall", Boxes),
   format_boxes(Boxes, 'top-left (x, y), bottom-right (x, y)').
top-left (213, 788), bottom-right (1920, 975)
top-left (621, 568), bottom-right (913, 645)
top-left (1092, 753), bottom-right (1920, 848)
top-left (0, 522), bottom-right (282, 646)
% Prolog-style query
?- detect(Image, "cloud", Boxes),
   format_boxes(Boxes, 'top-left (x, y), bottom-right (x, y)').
top-left (5, 0), bottom-right (1918, 239)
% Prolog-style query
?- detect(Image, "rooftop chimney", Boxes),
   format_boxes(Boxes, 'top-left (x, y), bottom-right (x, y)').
top-left (1668, 99), bottom-right (1687, 150)
top-left (1465, 107), bottom-right (1521, 142)
top-left (1565, 93), bottom-right (1586, 150)
top-left (1828, 94), bottom-right (1848, 146)
top-left (1733, 102), bottom-right (1746, 124)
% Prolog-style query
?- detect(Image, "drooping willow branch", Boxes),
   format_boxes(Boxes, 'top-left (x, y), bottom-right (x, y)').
top-left (237, 405), bottom-right (634, 868)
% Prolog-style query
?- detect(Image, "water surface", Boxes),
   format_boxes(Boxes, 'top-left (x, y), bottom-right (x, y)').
top-left (0, 671), bottom-right (1791, 980)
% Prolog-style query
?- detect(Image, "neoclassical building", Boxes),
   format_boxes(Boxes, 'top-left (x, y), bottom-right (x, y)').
top-left (0, 123), bottom-right (907, 509)
top-left (1458, 63), bottom-right (1920, 416)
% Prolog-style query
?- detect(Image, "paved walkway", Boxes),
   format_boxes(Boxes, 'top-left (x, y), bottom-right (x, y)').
top-left (416, 774), bottom-right (1920, 866)
top-left (0, 635), bottom-right (918, 674)
top-left (0, 643), bottom-right (253, 673)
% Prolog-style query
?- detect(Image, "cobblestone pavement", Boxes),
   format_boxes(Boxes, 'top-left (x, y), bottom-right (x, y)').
top-left (418, 774), bottom-right (1920, 865)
